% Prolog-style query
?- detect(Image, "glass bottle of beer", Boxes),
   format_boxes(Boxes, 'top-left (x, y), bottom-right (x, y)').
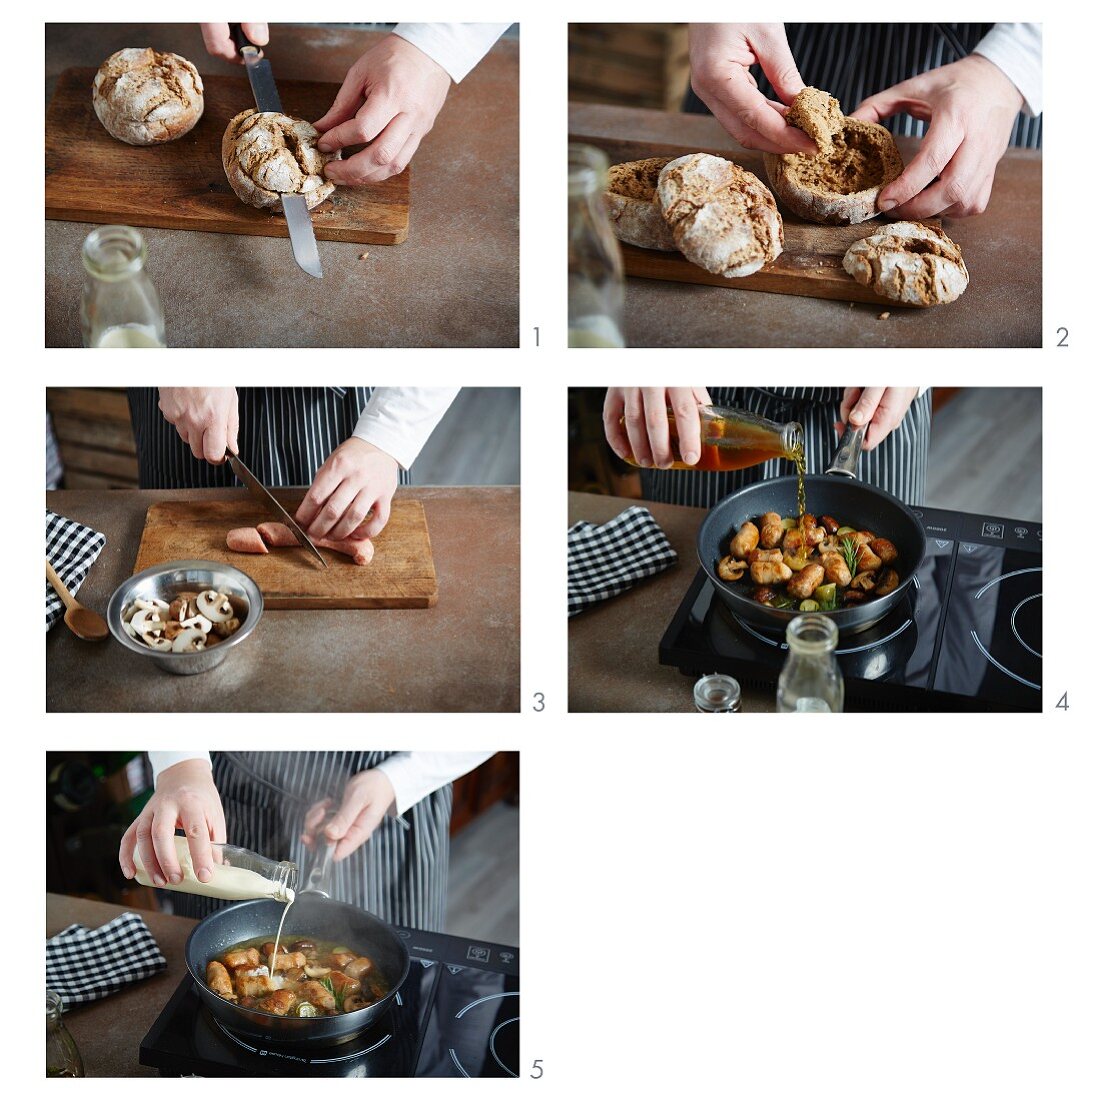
top-left (568, 144), bottom-right (625, 348)
top-left (619, 405), bottom-right (804, 473)
top-left (80, 225), bottom-right (166, 348)
top-left (46, 992), bottom-right (84, 1077)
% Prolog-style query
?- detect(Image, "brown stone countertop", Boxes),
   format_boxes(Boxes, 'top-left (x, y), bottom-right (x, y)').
top-left (568, 491), bottom-right (775, 713)
top-left (46, 25), bottom-right (518, 347)
top-left (47, 892), bottom-right (195, 1077)
top-left (46, 486), bottom-right (520, 712)
top-left (570, 103), bottom-right (1041, 348)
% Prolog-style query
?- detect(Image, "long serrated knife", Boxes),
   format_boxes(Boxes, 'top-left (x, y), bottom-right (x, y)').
top-left (228, 452), bottom-right (328, 569)
top-left (231, 23), bottom-right (323, 279)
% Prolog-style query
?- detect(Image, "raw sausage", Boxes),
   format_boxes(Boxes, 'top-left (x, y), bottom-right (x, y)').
top-left (226, 527), bottom-right (268, 554)
top-left (256, 521), bottom-right (300, 548)
top-left (316, 536), bottom-right (375, 566)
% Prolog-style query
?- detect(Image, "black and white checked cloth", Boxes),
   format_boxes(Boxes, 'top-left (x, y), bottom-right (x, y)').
top-left (568, 506), bottom-right (678, 616)
top-left (46, 511), bottom-right (106, 632)
top-left (46, 912), bottom-right (167, 1007)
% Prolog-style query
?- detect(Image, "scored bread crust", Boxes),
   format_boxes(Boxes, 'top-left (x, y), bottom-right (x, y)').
top-left (656, 153), bottom-right (783, 278)
top-left (764, 118), bottom-right (903, 225)
top-left (92, 47), bottom-right (204, 146)
top-left (843, 221), bottom-right (969, 306)
top-left (222, 110), bottom-right (340, 211)
top-left (604, 158), bottom-right (677, 251)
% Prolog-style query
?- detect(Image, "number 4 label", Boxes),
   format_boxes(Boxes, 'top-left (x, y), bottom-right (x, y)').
top-left (1055, 692), bottom-right (1069, 711)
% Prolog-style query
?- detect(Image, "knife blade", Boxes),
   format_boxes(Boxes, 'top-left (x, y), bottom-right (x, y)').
top-left (231, 23), bottom-right (324, 279)
top-left (228, 453), bottom-right (328, 569)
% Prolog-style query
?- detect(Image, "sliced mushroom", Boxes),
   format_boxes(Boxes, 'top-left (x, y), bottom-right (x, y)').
top-left (180, 613), bottom-right (213, 634)
top-left (171, 626), bottom-right (207, 653)
top-left (146, 636), bottom-right (174, 650)
top-left (212, 617), bottom-right (241, 639)
top-left (342, 994), bottom-right (366, 1013)
top-left (717, 556), bottom-right (747, 582)
top-left (131, 607), bottom-right (167, 638)
top-left (304, 964), bottom-right (331, 978)
top-left (197, 590), bottom-right (234, 623)
top-left (168, 597), bottom-right (190, 622)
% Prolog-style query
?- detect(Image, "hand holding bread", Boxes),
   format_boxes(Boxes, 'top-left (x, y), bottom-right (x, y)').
top-left (312, 34), bottom-right (451, 186)
top-left (688, 23), bottom-right (817, 155)
top-left (850, 54), bottom-right (1025, 219)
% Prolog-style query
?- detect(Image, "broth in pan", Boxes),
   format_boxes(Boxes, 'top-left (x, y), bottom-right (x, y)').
top-left (205, 936), bottom-right (390, 1018)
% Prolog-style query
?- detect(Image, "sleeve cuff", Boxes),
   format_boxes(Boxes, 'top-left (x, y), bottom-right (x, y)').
top-left (148, 751), bottom-right (212, 787)
top-left (392, 23), bottom-right (508, 83)
top-left (974, 24), bottom-right (1042, 117)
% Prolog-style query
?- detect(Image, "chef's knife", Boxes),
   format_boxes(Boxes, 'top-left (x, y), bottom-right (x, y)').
top-left (228, 452), bottom-right (329, 569)
top-left (230, 23), bottom-right (324, 279)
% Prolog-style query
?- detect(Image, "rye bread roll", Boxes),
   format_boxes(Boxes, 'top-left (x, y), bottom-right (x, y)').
top-left (785, 87), bottom-right (844, 155)
top-left (656, 153), bottom-right (783, 278)
top-left (764, 118), bottom-right (903, 225)
top-left (92, 48), bottom-right (204, 146)
top-left (843, 221), bottom-right (969, 306)
top-left (222, 110), bottom-right (340, 211)
top-left (603, 157), bottom-right (677, 251)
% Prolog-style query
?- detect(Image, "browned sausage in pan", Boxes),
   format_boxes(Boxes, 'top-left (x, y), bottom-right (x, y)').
top-left (786, 563), bottom-right (825, 599)
top-left (751, 561), bottom-right (793, 585)
top-left (821, 552), bottom-right (851, 587)
top-left (870, 539), bottom-right (898, 564)
top-left (759, 512), bottom-right (784, 548)
top-left (729, 522), bottom-right (759, 559)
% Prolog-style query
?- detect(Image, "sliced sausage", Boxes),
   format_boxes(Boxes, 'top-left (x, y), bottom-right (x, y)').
top-left (261, 989), bottom-right (297, 1016)
top-left (870, 538), bottom-right (898, 564)
top-left (223, 948), bottom-right (261, 969)
top-left (226, 527), bottom-right (268, 554)
top-left (316, 535), bottom-right (375, 566)
top-left (206, 960), bottom-right (235, 1001)
top-left (787, 563), bottom-right (825, 599)
top-left (759, 512), bottom-right (783, 549)
top-left (751, 561), bottom-right (793, 585)
top-left (296, 980), bottom-right (337, 1013)
top-left (729, 522), bottom-right (759, 560)
top-left (821, 551), bottom-right (851, 588)
top-left (256, 521), bottom-right (301, 548)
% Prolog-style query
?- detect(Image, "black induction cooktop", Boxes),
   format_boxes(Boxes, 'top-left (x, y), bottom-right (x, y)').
top-left (139, 926), bottom-right (519, 1077)
top-left (660, 506), bottom-right (1041, 712)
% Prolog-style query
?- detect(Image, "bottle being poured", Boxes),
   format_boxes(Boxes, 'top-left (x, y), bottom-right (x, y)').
top-left (134, 836), bottom-right (298, 985)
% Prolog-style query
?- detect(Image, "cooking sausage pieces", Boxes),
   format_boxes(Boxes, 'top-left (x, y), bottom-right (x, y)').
top-left (226, 527), bottom-right (268, 554)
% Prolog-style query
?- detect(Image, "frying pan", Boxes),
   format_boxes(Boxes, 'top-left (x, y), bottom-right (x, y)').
top-left (184, 837), bottom-right (410, 1047)
top-left (697, 424), bottom-right (927, 635)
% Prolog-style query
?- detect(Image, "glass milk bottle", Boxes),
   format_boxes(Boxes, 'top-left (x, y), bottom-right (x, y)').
top-left (776, 615), bottom-right (845, 713)
top-left (569, 144), bottom-right (625, 348)
top-left (133, 836), bottom-right (296, 902)
top-left (80, 225), bottom-right (166, 347)
top-left (46, 991), bottom-right (84, 1077)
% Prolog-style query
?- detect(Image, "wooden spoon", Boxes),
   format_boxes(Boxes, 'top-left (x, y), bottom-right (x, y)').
top-left (46, 561), bottom-right (109, 641)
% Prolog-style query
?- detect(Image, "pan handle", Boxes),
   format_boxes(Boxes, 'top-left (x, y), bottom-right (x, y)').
top-left (825, 423), bottom-right (867, 479)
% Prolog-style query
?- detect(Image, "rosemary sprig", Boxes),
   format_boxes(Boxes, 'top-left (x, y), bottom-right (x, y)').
top-left (840, 536), bottom-right (860, 578)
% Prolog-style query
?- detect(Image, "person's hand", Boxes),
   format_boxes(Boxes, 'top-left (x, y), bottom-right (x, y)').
top-left (835, 388), bottom-right (920, 451)
top-left (603, 387), bottom-right (713, 469)
top-left (158, 388), bottom-right (239, 465)
top-left (294, 437), bottom-right (399, 541)
top-left (301, 770), bottom-right (397, 862)
top-left (850, 54), bottom-right (1023, 219)
top-left (119, 760), bottom-right (226, 887)
top-left (313, 34), bottom-right (451, 186)
top-left (689, 23), bottom-right (817, 155)
top-left (199, 23), bottom-right (270, 64)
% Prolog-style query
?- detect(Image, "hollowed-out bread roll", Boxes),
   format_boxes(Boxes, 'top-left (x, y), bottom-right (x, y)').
top-left (842, 221), bottom-right (969, 306)
top-left (222, 110), bottom-right (340, 212)
top-left (603, 157), bottom-right (676, 251)
top-left (92, 48), bottom-right (204, 145)
top-left (656, 153), bottom-right (783, 278)
top-left (764, 118), bottom-right (903, 225)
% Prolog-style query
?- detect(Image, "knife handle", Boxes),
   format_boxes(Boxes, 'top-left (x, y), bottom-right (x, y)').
top-left (230, 23), bottom-right (259, 57)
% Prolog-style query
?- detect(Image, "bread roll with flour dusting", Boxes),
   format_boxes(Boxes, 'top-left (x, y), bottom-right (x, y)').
top-left (92, 48), bottom-right (203, 145)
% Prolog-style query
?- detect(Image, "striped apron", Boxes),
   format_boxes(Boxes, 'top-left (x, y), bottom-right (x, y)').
top-left (127, 387), bottom-right (413, 489)
top-left (641, 387), bottom-right (931, 507)
top-left (167, 752), bottom-right (452, 931)
top-left (685, 23), bottom-right (1041, 149)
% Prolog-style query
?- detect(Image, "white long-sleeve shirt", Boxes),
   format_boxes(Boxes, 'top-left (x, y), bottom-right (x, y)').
top-left (392, 23), bottom-right (509, 83)
top-left (974, 23), bottom-right (1042, 116)
top-left (147, 751), bottom-right (492, 817)
top-left (352, 387), bottom-right (459, 470)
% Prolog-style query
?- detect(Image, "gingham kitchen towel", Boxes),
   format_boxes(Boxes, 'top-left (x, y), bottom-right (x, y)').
top-left (568, 506), bottom-right (678, 616)
top-left (46, 511), bottom-right (106, 632)
top-left (46, 912), bottom-right (167, 1007)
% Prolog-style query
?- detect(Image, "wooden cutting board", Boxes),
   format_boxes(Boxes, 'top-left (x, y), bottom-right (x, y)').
top-left (570, 132), bottom-right (941, 306)
top-left (132, 495), bottom-right (436, 608)
top-left (46, 68), bottom-right (409, 245)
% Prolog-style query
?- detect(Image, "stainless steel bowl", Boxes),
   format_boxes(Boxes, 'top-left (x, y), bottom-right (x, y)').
top-left (107, 560), bottom-right (263, 676)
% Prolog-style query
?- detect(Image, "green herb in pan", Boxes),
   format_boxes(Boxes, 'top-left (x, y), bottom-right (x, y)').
top-left (840, 537), bottom-right (859, 579)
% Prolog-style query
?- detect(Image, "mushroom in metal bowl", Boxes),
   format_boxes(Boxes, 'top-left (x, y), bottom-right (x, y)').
top-left (107, 560), bottom-right (263, 675)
